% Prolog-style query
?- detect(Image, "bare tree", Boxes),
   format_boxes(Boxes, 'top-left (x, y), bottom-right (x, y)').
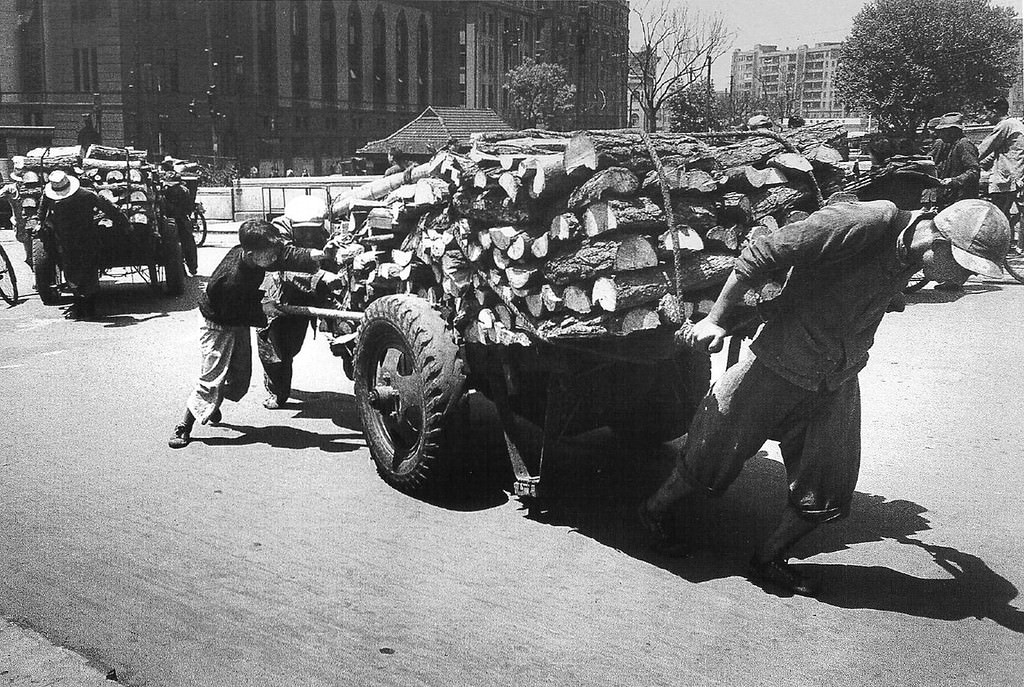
top-left (628, 0), bottom-right (733, 132)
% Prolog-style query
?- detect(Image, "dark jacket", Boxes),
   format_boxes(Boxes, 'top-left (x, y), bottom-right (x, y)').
top-left (38, 188), bottom-right (128, 270)
top-left (199, 245), bottom-right (320, 327)
top-left (734, 200), bottom-right (919, 391)
top-left (929, 136), bottom-right (980, 208)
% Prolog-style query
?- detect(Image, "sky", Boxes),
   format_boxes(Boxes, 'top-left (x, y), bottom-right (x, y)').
top-left (629, 0), bottom-right (1024, 88)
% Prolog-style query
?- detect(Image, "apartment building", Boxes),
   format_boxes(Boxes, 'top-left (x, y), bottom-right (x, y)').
top-left (730, 43), bottom-right (848, 121)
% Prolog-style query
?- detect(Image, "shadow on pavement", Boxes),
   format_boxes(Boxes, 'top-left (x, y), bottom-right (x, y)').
top-left (290, 389), bottom-right (361, 430)
top-left (441, 402), bottom-right (1023, 629)
top-left (903, 281), bottom-right (1001, 306)
top-left (198, 422), bottom-right (364, 453)
top-left (97, 274), bottom-right (205, 324)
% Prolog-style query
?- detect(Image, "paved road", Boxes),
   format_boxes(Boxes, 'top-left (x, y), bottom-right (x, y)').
top-left (1, 231), bottom-right (1022, 686)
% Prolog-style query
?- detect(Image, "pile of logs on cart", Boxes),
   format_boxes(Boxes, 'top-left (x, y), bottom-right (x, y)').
top-left (329, 121), bottom-right (849, 344)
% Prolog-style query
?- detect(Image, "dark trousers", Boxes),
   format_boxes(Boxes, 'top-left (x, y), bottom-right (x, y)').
top-left (173, 214), bottom-right (198, 274)
top-left (257, 315), bottom-right (310, 402)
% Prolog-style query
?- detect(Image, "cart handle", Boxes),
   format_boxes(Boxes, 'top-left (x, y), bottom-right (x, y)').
top-left (277, 304), bottom-right (364, 322)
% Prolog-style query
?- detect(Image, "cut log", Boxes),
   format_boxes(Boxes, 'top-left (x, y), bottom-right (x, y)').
top-left (506, 233), bottom-right (530, 260)
top-left (585, 197), bottom-right (717, 238)
top-left (589, 254), bottom-right (735, 312)
top-left (331, 153), bottom-right (445, 217)
top-left (549, 212), bottom-right (582, 241)
top-left (477, 229), bottom-right (493, 250)
top-left (542, 232), bottom-right (659, 285)
top-left (710, 121), bottom-right (848, 169)
top-left (706, 225), bottom-right (740, 251)
top-left (412, 177), bottom-right (451, 206)
top-left (452, 189), bottom-right (532, 225)
top-left (784, 210), bottom-right (809, 225)
top-left (520, 153), bottom-right (570, 199)
top-left (659, 228), bottom-right (706, 253)
top-left (719, 192), bottom-right (752, 225)
top-left (749, 184), bottom-right (809, 221)
top-left (493, 247), bottom-right (511, 270)
top-left (488, 225), bottom-right (520, 251)
top-left (498, 171), bottom-right (521, 202)
top-left (566, 166), bottom-right (640, 211)
top-left (769, 152), bottom-right (813, 175)
top-left (621, 306), bottom-right (662, 333)
top-left (564, 130), bottom-right (717, 177)
top-left (530, 232), bottom-right (550, 258)
top-left (642, 166), bottom-right (717, 194)
top-left (524, 291), bottom-right (546, 318)
top-left (541, 284), bottom-right (565, 312)
top-left (563, 284), bottom-right (593, 314)
top-left (506, 265), bottom-right (537, 289)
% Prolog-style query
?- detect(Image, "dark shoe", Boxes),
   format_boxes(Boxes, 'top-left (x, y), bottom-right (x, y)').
top-left (748, 556), bottom-right (819, 597)
top-left (168, 423), bottom-right (191, 449)
top-left (638, 501), bottom-right (691, 557)
top-left (208, 408), bottom-right (222, 425)
top-left (262, 396), bottom-right (286, 409)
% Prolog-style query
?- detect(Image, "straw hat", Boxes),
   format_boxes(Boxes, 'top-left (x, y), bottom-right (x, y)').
top-left (44, 170), bottom-right (80, 200)
top-left (933, 112), bottom-right (964, 132)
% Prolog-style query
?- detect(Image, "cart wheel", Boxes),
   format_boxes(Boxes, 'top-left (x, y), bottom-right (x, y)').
top-left (0, 243), bottom-right (18, 305)
top-left (1003, 252), bottom-right (1024, 284)
top-left (354, 295), bottom-right (467, 497)
top-left (32, 237), bottom-right (58, 305)
top-left (159, 219), bottom-right (185, 295)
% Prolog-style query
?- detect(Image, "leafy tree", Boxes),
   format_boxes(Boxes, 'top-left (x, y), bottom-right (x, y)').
top-left (503, 59), bottom-right (576, 130)
top-left (629, 0), bottom-right (732, 132)
top-left (837, 0), bottom-right (1021, 137)
top-left (667, 82), bottom-right (727, 131)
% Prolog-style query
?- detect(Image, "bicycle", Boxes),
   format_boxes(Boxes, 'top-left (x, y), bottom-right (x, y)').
top-left (0, 239), bottom-right (19, 305)
top-left (190, 201), bottom-right (208, 247)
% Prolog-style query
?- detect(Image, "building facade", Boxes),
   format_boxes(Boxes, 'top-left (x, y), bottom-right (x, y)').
top-left (730, 43), bottom-right (849, 122)
top-left (0, 0), bottom-right (628, 172)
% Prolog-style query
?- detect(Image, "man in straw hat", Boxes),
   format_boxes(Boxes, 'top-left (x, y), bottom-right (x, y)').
top-left (929, 112), bottom-right (980, 209)
top-left (639, 197), bottom-right (1009, 597)
top-left (38, 170), bottom-right (130, 319)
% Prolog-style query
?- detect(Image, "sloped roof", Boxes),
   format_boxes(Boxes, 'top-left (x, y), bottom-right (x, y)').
top-left (358, 107), bottom-right (514, 155)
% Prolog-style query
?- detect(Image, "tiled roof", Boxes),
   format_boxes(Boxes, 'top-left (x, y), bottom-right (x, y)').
top-left (358, 107), bottom-right (514, 155)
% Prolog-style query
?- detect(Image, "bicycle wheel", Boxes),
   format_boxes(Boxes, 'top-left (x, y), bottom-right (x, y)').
top-left (192, 211), bottom-right (208, 247)
top-left (0, 243), bottom-right (18, 305)
top-left (1003, 250), bottom-right (1024, 284)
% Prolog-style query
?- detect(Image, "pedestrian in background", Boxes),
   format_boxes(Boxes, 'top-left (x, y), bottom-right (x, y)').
top-left (159, 171), bottom-right (199, 277)
top-left (929, 112), bottom-right (980, 209)
top-left (385, 147), bottom-right (414, 176)
top-left (639, 198), bottom-right (1009, 597)
top-left (978, 96), bottom-right (1024, 248)
top-left (38, 171), bottom-right (130, 320)
top-left (167, 219), bottom-right (341, 448)
top-left (257, 196), bottom-right (333, 409)
top-left (1, 176), bottom-right (29, 265)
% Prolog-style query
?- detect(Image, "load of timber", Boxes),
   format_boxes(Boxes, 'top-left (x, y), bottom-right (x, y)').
top-left (327, 121), bottom-right (849, 343)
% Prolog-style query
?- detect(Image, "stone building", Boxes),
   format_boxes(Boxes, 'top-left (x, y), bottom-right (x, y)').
top-left (729, 43), bottom-right (849, 122)
top-left (0, 0), bottom-right (628, 172)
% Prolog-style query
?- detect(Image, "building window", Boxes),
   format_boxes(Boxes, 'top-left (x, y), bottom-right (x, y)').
top-left (321, 0), bottom-right (338, 103)
top-left (258, 3), bottom-right (277, 96)
top-left (348, 5), bottom-right (363, 105)
top-left (417, 16), bottom-right (429, 106)
top-left (291, 3), bottom-right (310, 103)
top-left (396, 11), bottom-right (409, 104)
top-left (73, 48), bottom-right (98, 92)
top-left (372, 7), bottom-right (386, 104)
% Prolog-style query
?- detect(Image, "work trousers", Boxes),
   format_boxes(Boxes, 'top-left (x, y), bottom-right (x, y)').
top-left (678, 356), bottom-right (861, 523)
top-left (256, 315), bottom-right (310, 402)
top-left (173, 214), bottom-right (198, 274)
top-left (187, 316), bottom-right (252, 423)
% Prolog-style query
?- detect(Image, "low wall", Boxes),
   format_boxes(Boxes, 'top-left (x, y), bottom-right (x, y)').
top-left (196, 175), bottom-right (380, 222)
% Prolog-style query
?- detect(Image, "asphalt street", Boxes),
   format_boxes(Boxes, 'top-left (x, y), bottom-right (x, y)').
top-left (0, 228), bottom-right (1022, 686)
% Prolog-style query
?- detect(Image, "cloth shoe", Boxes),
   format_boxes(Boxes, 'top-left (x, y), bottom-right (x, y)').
top-left (262, 396), bottom-right (287, 409)
top-left (748, 556), bottom-right (819, 597)
top-left (167, 423), bottom-right (191, 449)
top-left (637, 501), bottom-right (691, 557)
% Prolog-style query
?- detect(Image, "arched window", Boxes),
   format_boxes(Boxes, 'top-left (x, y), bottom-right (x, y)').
top-left (395, 11), bottom-right (408, 104)
top-left (291, 3), bottom-right (309, 103)
top-left (348, 4), bottom-right (363, 105)
top-left (417, 16), bottom-right (429, 106)
top-left (321, 1), bottom-right (337, 103)
top-left (372, 7), bottom-right (386, 104)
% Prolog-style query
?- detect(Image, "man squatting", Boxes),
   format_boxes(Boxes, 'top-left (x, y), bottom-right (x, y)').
top-left (639, 197), bottom-right (1010, 597)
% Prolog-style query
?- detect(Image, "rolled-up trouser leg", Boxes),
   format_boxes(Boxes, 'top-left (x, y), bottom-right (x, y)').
top-left (776, 377), bottom-right (861, 523)
top-left (187, 318), bottom-right (252, 423)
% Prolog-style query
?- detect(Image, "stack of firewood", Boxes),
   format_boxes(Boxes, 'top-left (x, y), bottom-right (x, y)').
top-left (331, 122), bottom-right (849, 342)
top-left (12, 146), bottom-right (84, 227)
top-left (82, 145), bottom-right (157, 226)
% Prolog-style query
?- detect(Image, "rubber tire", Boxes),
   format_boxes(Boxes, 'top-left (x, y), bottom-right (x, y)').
top-left (1003, 254), bottom-right (1024, 284)
top-left (192, 212), bottom-right (208, 248)
top-left (354, 295), bottom-right (466, 497)
top-left (159, 219), bottom-right (185, 295)
top-left (0, 244), bottom-right (17, 305)
top-left (32, 237), bottom-right (58, 305)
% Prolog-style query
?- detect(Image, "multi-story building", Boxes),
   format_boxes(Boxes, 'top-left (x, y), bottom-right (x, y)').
top-left (0, 0), bottom-right (628, 172)
top-left (730, 43), bottom-right (848, 121)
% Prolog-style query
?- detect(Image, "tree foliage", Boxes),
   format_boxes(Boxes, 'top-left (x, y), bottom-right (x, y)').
top-left (629, 0), bottom-right (732, 132)
top-left (503, 59), bottom-right (576, 130)
top-left (667, 82), bottom-right (726, 132)
top-left (836, 0), bottom-right (1021, 137)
